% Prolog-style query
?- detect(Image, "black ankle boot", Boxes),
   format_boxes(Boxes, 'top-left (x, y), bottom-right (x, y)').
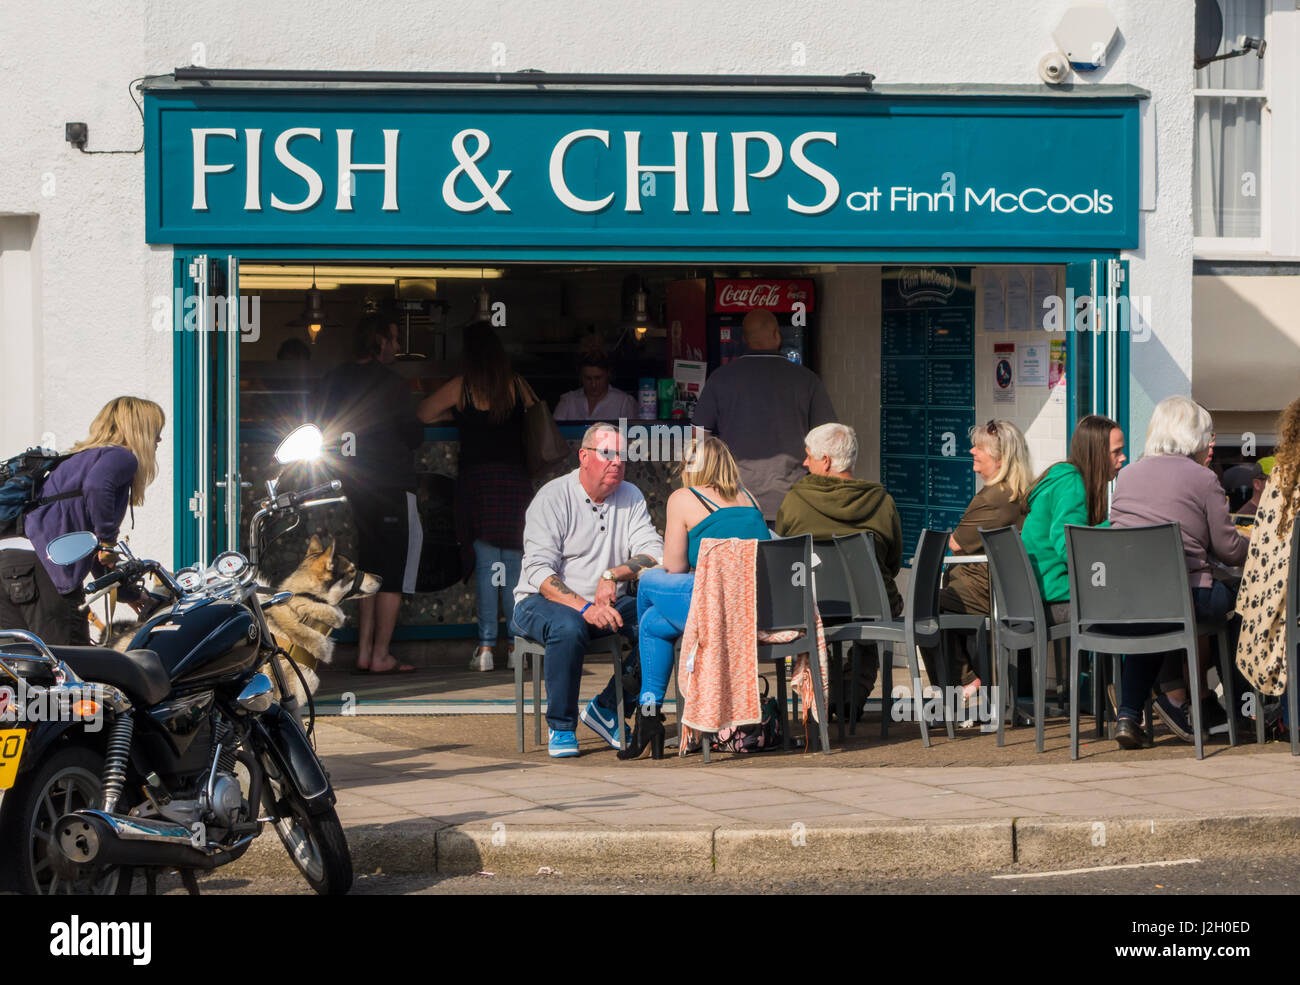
top-left (618, 705), bottom-right (666, 761)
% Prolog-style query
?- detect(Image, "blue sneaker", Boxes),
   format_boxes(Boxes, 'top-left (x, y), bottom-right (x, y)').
top-left (548, 729), bottom-right (579, 758)
top-left (580, 698), bottom-right (628, 749)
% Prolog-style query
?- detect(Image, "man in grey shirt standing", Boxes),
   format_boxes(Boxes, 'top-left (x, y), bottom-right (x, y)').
top-left (512, 423), bottom-right (664, 758)
top-left (692, 308), bottom-right (838, 519)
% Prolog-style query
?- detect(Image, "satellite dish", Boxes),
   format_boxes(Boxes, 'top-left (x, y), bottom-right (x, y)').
top-left (1195, 0), bottom-right (1224, 68)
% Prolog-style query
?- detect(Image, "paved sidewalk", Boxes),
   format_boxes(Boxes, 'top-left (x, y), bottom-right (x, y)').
top-left (232, 716), bottom-right (1300, 881)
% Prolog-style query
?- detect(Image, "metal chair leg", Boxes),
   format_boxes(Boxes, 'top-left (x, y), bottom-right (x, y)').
top-left (907, 643), bottom-right (930, 749)
top-left (533, 649), bottom-right (543, 748)
top-left (1093, 652), bottom-right (1105, 739)
top-left (776, 662), bottom-right (791, 752)
top-left (1034, 641), bottom-right (1047, 754)
top-left (1255, 688), bottom-right (1266, 745)
top-left (831, 643), bottom-right (845, 743)
top-left (848, 642), bottom-right (859, 737)
top-left (996, 643), bottom-right (1009, 748)
top-left (612, 642), bottom-right (626, 751)
top-left (1069, 644), bottom-right (1081, 761)
top-left (1186, 640), bottom-right (1204, 761)
top-left (883, 647), bottom-right (894, 738)
top-left (515, 639), bottom-right (526, 753)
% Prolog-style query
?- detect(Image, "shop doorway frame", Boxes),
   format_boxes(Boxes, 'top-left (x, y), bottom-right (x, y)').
top-left (172, 246), bottom-right (1131, 640)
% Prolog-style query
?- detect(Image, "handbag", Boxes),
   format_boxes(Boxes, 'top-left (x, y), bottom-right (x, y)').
top-left (711, 677), bottom-right (785, 753)
top-left (518, 378), bottom-right (570, 476)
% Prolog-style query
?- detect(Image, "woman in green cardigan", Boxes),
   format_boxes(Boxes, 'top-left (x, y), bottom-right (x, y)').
top-left (1021, 414), bottom-right (1127, 624)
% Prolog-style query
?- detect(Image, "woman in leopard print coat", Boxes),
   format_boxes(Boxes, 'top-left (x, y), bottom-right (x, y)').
top-left (1235, 399), bottom-right (1300, 696)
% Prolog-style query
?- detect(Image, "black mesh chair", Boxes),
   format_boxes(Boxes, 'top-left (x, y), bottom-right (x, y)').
top-left (1064, 522), bottom-right (1206, 760)
top-left (815, 535), bottom-right (883, 742)
top-left (698, 535), bottom-right (831, 762)
top-left (980, 525), bottom-right (1072, 752)
top-left (824, 529), bottom-right (978, 747)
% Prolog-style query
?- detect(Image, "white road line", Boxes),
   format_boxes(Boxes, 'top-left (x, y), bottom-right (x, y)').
top-left (992, 858), bottom-right (1202, 880)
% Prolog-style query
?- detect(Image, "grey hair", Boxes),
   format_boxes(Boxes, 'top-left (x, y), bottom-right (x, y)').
top-left (1143, 395), bottom-right (1214, 458)
top-left (581, 421), bottom-right (621, 448)
top-left (805, 422), bottom-right (857, 473)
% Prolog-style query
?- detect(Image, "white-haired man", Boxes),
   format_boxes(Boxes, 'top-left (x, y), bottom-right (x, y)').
top-left (775, 422), bottom-right (903, 714)
top-left (692, 308), bottom-right (837, 519)
top-left (511, 423), bottom-right (664, 758)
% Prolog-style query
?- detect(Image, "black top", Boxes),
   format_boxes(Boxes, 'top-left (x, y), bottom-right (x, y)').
top-left (453, 378), bottom-right (527, 470)
top-left (313, 360), bottom-right (423, 491)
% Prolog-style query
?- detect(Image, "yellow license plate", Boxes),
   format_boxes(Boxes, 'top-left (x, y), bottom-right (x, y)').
top-left (0, 729), bottom-right (27, 790)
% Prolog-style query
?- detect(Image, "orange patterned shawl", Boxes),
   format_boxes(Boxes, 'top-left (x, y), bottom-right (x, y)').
top-left (678, 537), bottom-right (828, 752)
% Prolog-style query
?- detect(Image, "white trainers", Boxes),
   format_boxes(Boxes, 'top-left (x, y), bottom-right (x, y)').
top-left (469, 645), bottom-right (494, 672)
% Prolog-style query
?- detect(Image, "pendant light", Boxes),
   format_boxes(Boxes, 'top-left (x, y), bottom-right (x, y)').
top-left (287, 265), bottom-right (337, 343)
top-left (632, 285), bottom-right (651, 341)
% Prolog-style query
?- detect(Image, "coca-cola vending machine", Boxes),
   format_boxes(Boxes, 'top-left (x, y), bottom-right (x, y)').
top-left (708, 278), bottom-right (816, 372)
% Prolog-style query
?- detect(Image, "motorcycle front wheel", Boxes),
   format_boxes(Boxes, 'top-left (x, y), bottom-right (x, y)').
top-left (3, 746), bottom-right (133, 895)
top-left (261, 764), bottom-right (353, 895)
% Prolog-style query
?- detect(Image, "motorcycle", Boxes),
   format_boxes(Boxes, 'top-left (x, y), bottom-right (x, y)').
top-left (0, 424), bottom-right (353, 895)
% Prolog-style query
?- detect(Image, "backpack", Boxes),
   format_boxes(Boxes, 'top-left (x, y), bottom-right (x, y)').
top-left (0, 449), bottom-right (79, 537)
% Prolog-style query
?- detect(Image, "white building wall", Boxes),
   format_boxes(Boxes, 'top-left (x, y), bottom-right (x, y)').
top-left (0, 0), bottom-right (1195, 564)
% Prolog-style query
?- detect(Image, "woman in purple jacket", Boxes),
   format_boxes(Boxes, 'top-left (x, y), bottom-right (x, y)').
top-left (0, 397), bottom-right (165, 646)
top-left (1109, 395), bottom-right (1249, 748)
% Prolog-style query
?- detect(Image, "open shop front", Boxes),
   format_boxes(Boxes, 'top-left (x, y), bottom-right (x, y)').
top-left (144, 76), bottom-right (1141, 708)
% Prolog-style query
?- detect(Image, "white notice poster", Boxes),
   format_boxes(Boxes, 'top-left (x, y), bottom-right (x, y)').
top-left (1018, 342), bottom-right (1048, 387)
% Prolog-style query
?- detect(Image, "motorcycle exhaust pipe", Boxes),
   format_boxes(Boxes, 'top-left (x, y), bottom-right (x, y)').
top-left (52, 810), bottom-right (240, 875)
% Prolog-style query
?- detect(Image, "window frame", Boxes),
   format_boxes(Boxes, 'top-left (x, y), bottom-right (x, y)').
top-left (1192, 0), bottom-right (1273, 256)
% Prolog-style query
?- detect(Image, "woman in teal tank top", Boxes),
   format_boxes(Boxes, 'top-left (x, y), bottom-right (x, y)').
top-left (621, 436), bottom-right (770, 759)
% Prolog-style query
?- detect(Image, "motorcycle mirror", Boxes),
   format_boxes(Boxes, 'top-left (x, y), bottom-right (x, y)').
top-left (274, 424), bottom-right (323, 465)
top-left (46, 531), bottom-right (100, 566)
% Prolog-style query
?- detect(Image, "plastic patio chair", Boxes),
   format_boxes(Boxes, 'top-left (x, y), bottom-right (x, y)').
top-left (698, 534), bottom-right (831, 762)
top-left (979, 525), bottom-right (1072, 752)
top-left (1064, 522), bottom-right (1208, 761)
top-left (824, 529), bottom-right (984, 747)
top-left (514, 633), bottom-right (625, 753)
top-left (813, 535), bottom-right (882, 742)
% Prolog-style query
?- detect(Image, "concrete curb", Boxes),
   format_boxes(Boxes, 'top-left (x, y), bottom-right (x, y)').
top-left (227, 811), bottom-right (1300, 882)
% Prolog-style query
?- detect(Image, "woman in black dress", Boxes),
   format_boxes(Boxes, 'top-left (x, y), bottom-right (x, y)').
top-left (419, 323), bottom-right (536, 671)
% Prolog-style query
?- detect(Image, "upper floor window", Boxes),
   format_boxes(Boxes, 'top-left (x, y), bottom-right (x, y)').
top-left (1193, 0), bottom-right (1267, 243)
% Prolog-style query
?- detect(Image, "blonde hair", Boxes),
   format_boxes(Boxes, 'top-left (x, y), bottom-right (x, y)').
top-left (69, 397), bottom-right (166, 508)
top-left (679, 434), bottom-right (742, 501)
top-left (971, 420), bottom-right (1033, 502)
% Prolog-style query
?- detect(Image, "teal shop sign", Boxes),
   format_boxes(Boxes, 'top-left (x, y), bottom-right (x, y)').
top-left (144, 88), bottom-right (1139, 249)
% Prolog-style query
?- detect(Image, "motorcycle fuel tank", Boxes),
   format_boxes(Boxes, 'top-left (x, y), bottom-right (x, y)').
top-left (128, 599), bottom-right (260, 688)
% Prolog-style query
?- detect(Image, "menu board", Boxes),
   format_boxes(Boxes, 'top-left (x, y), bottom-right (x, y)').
top-left (879, 266), bottom-right (976, 562)
top-left (882, 407), bottom-right (927, 457)
top-left (928, 359), bottom-right (975, 406)
top-left (883, 359), bottom-right (927, 406)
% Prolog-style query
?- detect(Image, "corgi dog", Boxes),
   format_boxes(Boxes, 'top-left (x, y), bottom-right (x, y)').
top-left (265, 534), bottom-right (382, 706)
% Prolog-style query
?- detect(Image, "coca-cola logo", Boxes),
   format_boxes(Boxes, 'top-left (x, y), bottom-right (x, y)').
top-left (713, 279), bottom-right (815, 313)
top-left (718, 283), bottom-right (782, 308)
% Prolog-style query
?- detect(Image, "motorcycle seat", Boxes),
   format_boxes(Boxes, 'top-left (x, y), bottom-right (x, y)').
top-left (46, 646), bottom-right (171, 707)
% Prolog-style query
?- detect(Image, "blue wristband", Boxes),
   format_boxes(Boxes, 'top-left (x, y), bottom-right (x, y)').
top-left (580, 602), bottom-right (592, 615)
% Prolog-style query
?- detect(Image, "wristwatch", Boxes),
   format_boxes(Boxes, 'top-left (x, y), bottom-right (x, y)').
top-left (600, 569), bottom-right (616, 582)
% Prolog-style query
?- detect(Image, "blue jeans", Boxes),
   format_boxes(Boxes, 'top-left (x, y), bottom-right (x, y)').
top-left (510, 592), bottom-right (639, 732)
top-left (636, 568), bottom-right (695, 709)
top-left (1118, 581), bottom-right (1238, 721)
top-left (473, 540), bottom-right (521, 646)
